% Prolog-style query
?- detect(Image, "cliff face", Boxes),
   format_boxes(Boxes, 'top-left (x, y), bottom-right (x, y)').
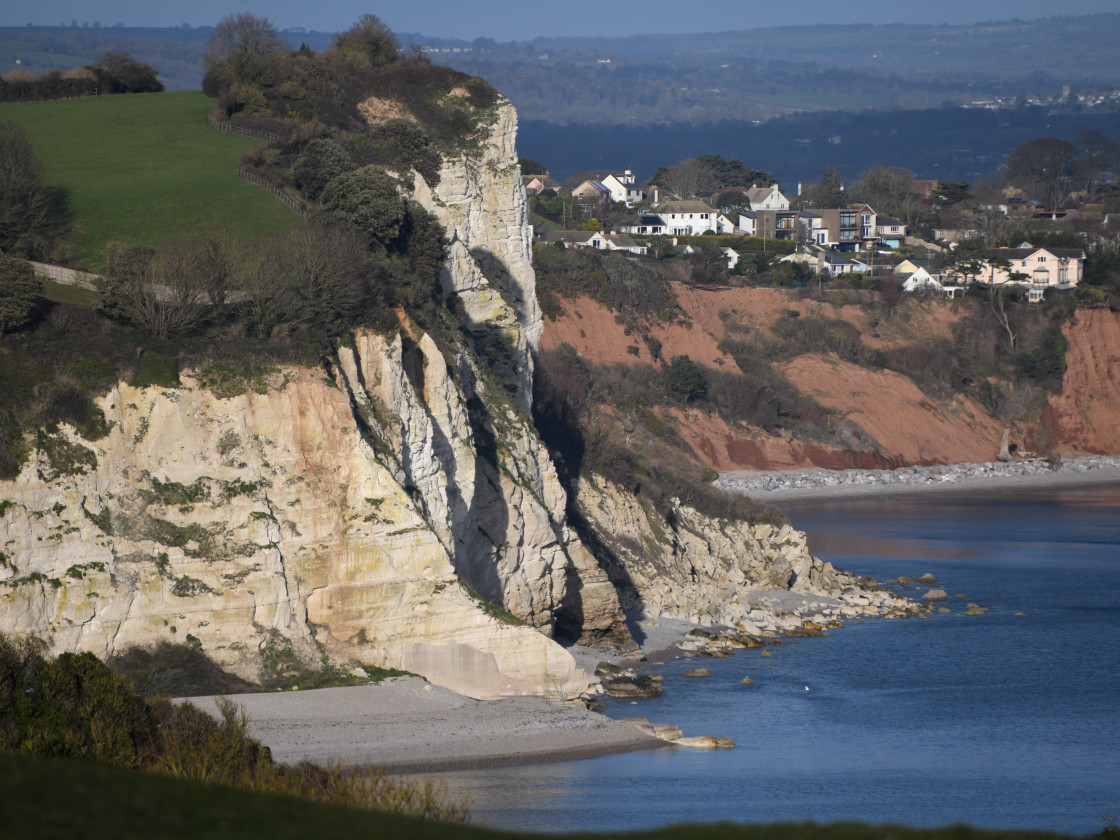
top-left (542, 287), bottom-right (1120, 469)
top-left (1045, 308), bottom-right (1120, 455)
top-left (0, 98), bottom-right (899, 699)
top-left (0, 98), bottom-right (623, 700)
top-left (410, 101), bottom-right (542, 412)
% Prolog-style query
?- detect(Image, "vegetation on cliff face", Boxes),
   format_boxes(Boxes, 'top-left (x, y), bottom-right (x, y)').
top-left (202, 12), bottom-right (500, 194)
top-left (533, 243), bottom-right (1083, 477)
top-left (0, 16), bottom-right (472, 480)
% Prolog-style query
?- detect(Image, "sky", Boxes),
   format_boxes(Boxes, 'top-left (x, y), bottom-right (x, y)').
top-left (6, 0), bottom-right (1119, 42)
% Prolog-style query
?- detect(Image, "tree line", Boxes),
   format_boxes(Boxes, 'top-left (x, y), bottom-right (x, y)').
top-left (0, 52), bottom-right (162, 102)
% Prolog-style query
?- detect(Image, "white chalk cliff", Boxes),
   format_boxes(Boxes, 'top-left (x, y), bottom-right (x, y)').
top-left (0, 96), bottom-right (895, 699)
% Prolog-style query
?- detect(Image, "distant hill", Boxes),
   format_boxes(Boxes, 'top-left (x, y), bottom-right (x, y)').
top-left (434, 14), bottom-right (1120, 126)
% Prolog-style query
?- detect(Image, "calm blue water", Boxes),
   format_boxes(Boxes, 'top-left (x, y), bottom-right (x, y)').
top-left (433, 485), bottom-right (1120, 836)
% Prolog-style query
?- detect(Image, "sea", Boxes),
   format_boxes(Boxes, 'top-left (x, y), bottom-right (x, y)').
top-left (432, 484), bottom-right (1120, 836)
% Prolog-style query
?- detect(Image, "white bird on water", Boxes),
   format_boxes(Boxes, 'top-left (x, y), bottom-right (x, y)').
top-left (804, 686), bottom-right (810, 691)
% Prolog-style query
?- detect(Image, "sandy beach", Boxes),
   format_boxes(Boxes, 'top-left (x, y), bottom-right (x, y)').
top-left (185, 614), bottom-right (706, 774)
top-left (188, 676), bottom-right (668, 774)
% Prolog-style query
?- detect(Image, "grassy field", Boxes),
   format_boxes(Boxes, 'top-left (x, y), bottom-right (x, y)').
top-left (0, 91), bottom-right (300, 270)
top-left (0, 751), bottom-right (1086, 840)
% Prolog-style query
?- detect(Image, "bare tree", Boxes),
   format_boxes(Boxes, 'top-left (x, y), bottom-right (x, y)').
top-left (984, 257), bottom-right (1028, 353)
top-left (203, 13), bottom-right (286, 85)
top-left (1004, 137), bottom-right (1076, 215)
top-left (852, 165), bottom-right (924, 228)
top-left (272, 226), bottom-right (367, 329)
top-left (653, 158), bottom-right (719, 201)
top-left (235, 236), bottom-right (291, 339)
top-left (1074, 129), bottom-right (1119, 193)
top-left (108, 240), bottom-right (208, 340)
top-left (197, 230), bottom-right (240, 315)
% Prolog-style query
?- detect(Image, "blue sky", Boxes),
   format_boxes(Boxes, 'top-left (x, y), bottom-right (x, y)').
top-left (7, 0), bottom-right (1118, 41)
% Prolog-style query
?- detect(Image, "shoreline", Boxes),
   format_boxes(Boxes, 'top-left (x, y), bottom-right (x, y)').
top-left (718, 455), bottom-right (1120, 504)
top-left (187, 679), bottom-right (668, 776)
top-left (182, 459), bottom-right (1120, 777)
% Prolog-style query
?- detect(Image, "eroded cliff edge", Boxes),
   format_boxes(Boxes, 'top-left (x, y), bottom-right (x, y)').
top-left (0, 98), bottom-right (905, 699)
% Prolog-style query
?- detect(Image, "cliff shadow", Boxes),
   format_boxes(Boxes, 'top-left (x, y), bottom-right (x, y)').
top-left (469, 246), bottom-right (530, 323)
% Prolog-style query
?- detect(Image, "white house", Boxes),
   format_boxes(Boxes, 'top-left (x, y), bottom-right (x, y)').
top-left (738, 211), bottom-right (758, 237)
top-left (547, 230), bottom-right (647, 256)
top-left (746, 184), bottom-right (789, 211)
top-left (715, 213), bottom-right (739, 234)
top-left (679, 243), bottom-right (741, 270)
top-left (600, 170), bottom-right (645, 206)
top-left (900, 267), bottom-right (942, 293)
top-left (657, 200), bottom-right (719, 235)
top-left (818, 251), bottom-right (870, 276)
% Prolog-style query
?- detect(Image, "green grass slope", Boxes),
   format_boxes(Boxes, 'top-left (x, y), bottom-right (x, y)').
top-left (0, 751), bottom-right (1086, 840)
top-left (0, 91), bottom-right (299, 270)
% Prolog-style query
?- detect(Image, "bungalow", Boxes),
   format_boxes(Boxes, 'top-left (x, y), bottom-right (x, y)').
top-left (779, 250), bottom-right (820, 272)
top-left (679, 243), bottom-right (741, 270)
top-left (543, 230), bottom-right (648, 256)
top-left (933, 227), bottom-right (981, 245)
top-left (818, 251), bottom-right (870, 276)
top-left (522, 176), bottom-right (546, 196)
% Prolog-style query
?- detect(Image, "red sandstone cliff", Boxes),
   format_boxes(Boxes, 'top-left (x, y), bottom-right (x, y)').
top-left (541, 286), bottom-right (1119, 471)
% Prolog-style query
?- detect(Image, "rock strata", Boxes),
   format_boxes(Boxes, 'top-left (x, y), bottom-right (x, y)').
top-left (577, 474), bottom-right (916, 636)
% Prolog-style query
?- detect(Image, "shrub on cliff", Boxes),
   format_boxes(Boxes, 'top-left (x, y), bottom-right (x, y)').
top-left (0, 122), bottom-right (70, 257)
top-left (665, 355), bottom-right (707, 402)
top-left (0, 257), bottom-right (44, 337)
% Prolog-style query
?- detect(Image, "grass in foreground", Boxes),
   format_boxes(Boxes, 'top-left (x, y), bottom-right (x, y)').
top-left (0, 91), bottom-right (299, 270)
top-left (0, 750), bottom-right (1090, 840)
